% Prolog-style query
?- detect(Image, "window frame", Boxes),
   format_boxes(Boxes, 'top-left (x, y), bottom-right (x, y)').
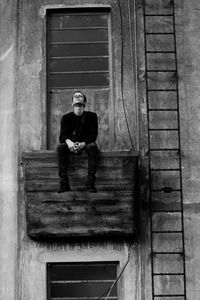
top-left (46, 261), bottom-right (119, 300)
top-left (45, 6), bottom-right (114, 150)
top-left (46, 7), bottom-right (112, 90)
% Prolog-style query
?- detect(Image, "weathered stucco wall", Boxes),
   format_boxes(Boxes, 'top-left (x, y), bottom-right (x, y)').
top-left (17, 1), bottom-right (141, 300)
top-left (0, 1), bottom-right (18, 299)
top-left (1, 0), bottom-right (200, 299)
top-left (177, 0), bottom-right (200, 298)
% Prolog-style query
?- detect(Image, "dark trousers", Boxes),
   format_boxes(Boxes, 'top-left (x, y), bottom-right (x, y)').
top-left (57, 143), bottom-right (98, 186)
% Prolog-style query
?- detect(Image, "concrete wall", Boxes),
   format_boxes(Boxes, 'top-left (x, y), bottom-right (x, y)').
top-left (0, 1), bottom-right (18, 299)
top-left (177, 1), bottom-right (200, 298)
top-left (17, 1), bottom-right (141, 300)
top-left (1, 0), bottom-right (200, 299)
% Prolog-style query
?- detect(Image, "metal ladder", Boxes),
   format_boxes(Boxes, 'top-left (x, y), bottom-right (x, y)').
top-left (143, 0), bottom-right (187, 299)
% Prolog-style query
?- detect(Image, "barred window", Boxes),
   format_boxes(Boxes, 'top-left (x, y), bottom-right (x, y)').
top-left (47, 262), bottom-right (118, 300)
top-left (47, 8), bottom-right (110, 89)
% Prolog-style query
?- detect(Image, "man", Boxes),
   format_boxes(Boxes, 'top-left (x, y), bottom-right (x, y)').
top-left (57, 91), bottom-right (98, 193)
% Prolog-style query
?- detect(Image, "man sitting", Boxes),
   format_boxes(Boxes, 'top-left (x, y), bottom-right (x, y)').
top-left (57, 91), bottom-right (98, 193)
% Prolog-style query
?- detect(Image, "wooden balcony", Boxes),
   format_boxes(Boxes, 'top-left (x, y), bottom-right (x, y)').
top-left (22, 151), bottom-right (139, 239)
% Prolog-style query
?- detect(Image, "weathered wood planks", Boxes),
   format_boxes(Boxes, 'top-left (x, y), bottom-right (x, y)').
top-left (23, 151), bottom-right (139, 239)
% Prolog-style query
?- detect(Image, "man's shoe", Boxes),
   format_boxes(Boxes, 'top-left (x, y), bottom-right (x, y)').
top-left (58, 183), bottom-right (71, 193)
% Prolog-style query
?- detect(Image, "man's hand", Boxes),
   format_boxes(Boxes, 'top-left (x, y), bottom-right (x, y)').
top-left (75, 142), bottom-right (86, 153)
top-left (66, 139), bottom-right (76, 153)
top-left (66, 139), bottom-right (86, 153)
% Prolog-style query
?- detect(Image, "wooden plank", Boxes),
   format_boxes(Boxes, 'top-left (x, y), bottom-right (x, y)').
top-left (25, 168), bottom-right (135, 180)
top-left (27, 205), bottom-right (134, 221)
top-left (27, 191), bottom-right (136, 237)
top-left (25, 168), bottom-right (136, 183)
top-left (23, 151), bottom-right (138, 193)
top-left (22, 150), bottom-right (138, 159)
top-left (27, 191), bottom-right (134, 203)
top-left (28, 227), bottom-right (135, 238)
top-left (23, 151), bottom-right (138, 238)
top-left (25, 179), bottom-right (135, 192)
top-left (145, 16), bottom-right (173, 33)
top-left (24, 156), bottom-right (137, 170)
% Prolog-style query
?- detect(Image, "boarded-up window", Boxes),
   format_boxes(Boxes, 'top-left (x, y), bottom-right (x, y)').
top-left (47, 8), bottom-right (110, 89)
top-left (47, 262), bottom-right (118, 300)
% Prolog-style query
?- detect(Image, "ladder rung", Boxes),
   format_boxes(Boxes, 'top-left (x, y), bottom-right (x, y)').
top-left (151, 189), bottom-right (181, 192)
top-left (146, 32), bottom-right (174, 35)
top-left (153, 273), bottom-right (184, 276)
top-left (151, 210), bottom-right (182, 213)
top-left (152, 231), bottom-right (182, 234)
top-left (152, 252), bottom-right (184, 255)
top-left (150, 148), bottom-right (179, 151)
top-left (150, 168), bottom-right (180, 171)
top-left (154, 295), bottom-right (185, 298)
top-left (148, 89), bottom-right (177, 92)
top-left (147, 51), bottom-right (175, 53)
top-left (147, 70), bottom-right (176, 72)
top-left (145, 14), bottom-right (174, 17)
top-left (149, 126), bottom-right (178, 131)
top-left (148, 109), bottom-right (178, 111)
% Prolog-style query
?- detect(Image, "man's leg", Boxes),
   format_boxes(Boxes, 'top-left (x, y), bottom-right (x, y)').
top-left (84, 143), bottom-right (98, 192)
top-left (57, 143), bottom-right (71, 192)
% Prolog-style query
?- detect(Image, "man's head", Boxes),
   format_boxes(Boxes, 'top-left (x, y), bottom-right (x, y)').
top-left (72, 91), bottom-right (86, 116)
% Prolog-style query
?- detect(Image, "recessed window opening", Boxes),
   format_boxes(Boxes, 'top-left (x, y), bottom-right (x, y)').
top-left (47, 8), bottom-right (110, 89)
top-left (47, 262), bottom-right (118, 300)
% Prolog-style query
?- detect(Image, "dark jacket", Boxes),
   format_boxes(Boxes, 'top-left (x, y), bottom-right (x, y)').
top-left (59, 111), bottom-right (98, 145)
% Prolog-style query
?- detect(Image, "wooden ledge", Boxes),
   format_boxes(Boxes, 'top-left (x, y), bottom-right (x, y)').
top-left (22, 150), bottom-right (139, 239)
top-left (22, 150), bottom-right (139, 158)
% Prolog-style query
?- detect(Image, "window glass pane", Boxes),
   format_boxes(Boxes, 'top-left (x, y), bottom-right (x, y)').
top-left (49, 29), bottom-right (108, 43)
top-left (50, 43), bottom-right (109, 57)
top-left (49, 73), bottom-right (109, 88)
top-left (47, 263), bottom-right (118, 300)
top-left (51, 282), bottom-right (117, 298)
top-left (47, 9), bottom-right (110, 88)
top-left (49, 58), bottom-right (109, 72)
top-left (50, 263), bottom-right (117, 280)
